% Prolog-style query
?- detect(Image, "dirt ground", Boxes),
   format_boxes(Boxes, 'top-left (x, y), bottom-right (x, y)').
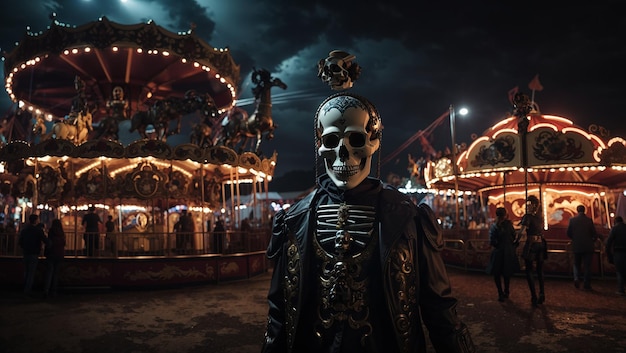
top-left (1, 267), bottom-right (625, 353)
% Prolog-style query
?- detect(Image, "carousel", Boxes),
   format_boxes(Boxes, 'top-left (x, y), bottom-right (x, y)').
top-left (0, 16), bottom-right (283, 287)
top-left (421, 92), bottom-right (626, 276)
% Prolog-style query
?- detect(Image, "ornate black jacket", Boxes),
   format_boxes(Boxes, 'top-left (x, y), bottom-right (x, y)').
top-left (261, 175), bottom-right (474, 353)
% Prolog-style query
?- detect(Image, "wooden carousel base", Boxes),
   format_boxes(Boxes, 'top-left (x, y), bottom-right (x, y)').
top-left (0, 251), bottom-right (270, 289)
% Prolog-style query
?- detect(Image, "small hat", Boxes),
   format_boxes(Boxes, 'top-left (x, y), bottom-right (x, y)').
top-left (527, 195), bottom-right (539, 204)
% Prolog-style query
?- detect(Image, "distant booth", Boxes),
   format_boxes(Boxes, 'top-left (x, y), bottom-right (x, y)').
top-left (0, 16), bottom-right (278, 288)
top-left (422, 101), bottom-right (626, 277)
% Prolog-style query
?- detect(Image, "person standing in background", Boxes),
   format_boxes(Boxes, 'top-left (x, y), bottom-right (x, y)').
top-left (18, 214), bottom-right (48, 296)
top-left (567, 205), bottom-right (599, 290)
top-left (212, 217), bottom-right (225, 253)
top-left (606, 216), bottom-right (626, 296)
top-left (517, 195), bottom-right (548, 307)
top-left (44, 219), bottom-right (66, 298)
top-left (184, 212), bottom-right (195, 252)
top-left (82, 206), bottom-right (102, 256)
top-left (486, 207), bottom-right (518, 302)
top-left (105, 215), bottom-right (116, 254)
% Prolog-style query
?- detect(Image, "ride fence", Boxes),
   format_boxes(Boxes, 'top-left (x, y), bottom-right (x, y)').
top-left (0, 228), bottom-right (271, 258)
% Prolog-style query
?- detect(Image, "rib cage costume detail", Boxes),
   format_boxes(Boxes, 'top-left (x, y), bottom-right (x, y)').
top-left (314, 203), bottom-right (377, 344)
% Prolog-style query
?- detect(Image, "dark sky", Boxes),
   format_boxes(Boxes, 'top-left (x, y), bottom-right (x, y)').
top-left (1, 0), bottom-right (624, 181)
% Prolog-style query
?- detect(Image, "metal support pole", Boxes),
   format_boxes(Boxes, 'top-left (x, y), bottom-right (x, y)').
top-left (449, 105), bottom-right (460, 227)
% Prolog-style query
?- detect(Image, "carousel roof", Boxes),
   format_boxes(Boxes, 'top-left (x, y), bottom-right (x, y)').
top-left (424, 109), bottom-right (626, 192)
top-left (0, 17), bottom-right (277, 207)
top-left (2, 16), bottom-right (240, 119)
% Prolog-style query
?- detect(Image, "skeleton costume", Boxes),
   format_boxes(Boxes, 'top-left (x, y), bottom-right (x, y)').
top-left (261, 93), bottom-right (474, 353)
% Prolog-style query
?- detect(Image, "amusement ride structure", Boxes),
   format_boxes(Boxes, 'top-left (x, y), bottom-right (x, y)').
top-left (0, 16), bottom-right (285, 287)
top-left (418, 92), bottom-right (626, 276)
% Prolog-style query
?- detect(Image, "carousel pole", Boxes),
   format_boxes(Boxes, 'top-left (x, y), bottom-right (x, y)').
top-left (514, 92), bottom-right (532, 203)
top-left (449, 105), bottom-right (460, 228)
top-left (200, 165), bottom-right (205, 233)
top-left (33, 159), bottom-right (39, 218)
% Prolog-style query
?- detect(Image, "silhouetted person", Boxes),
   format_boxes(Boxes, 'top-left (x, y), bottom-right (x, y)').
top-left (185, 212), bottom-right (195, 252)
top-left (213, 218), bottom-right (225, 253)
top-left (18, 214), bottom-right (48, 295)
top-left (105, 215), bottom-right (116, 254)
top-left (486, 207), bottom-right (518, 301)
top-left (606, 216), bottom-right (626, 296)
top-left (44, 219), bottom-right (66, 298)
top-left (241, 218), bottom-right (251, 232)
top-left (175, 209), bottom-right (194, 253)
top-left (517, 195), bottom-right (548, 307)
top-left (567, 204), bottom-right (598, 290)
top-left (82, 206), bottom-right (102, 256)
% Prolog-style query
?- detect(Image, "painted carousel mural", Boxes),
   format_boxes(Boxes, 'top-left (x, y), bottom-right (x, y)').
top-left (420, 92), bottom-right (626, 276)
top-left (0, 16), bottom-right (285, 287)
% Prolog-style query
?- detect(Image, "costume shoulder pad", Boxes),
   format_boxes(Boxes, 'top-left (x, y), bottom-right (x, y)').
top-left (416, 203), bottom-right (444, 251)
top-left (266, 209), bottom-right (287, 259)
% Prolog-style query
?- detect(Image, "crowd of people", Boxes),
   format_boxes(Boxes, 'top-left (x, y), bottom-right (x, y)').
top-left (485, 196), bottom-right (626, 308)
top-left (17, 214), bottom-right (66, 298)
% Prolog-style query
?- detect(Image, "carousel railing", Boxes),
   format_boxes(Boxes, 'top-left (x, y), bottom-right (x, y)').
top-left (441, 236), bottom-right (610, 278)
top-left (0, 229), bottom-right (271, 258)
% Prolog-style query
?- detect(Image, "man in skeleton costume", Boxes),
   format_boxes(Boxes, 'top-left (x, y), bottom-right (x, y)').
top-left (261, 92), bottom-right (475, 353)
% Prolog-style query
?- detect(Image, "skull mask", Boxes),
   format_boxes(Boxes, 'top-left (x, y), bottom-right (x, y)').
top-left (317, 50), bottom-right (360, 91)
top-left (316, 94), bottom-right (382, 189)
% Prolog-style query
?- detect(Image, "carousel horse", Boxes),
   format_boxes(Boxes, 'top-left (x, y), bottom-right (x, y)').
top-left (218, 68), bottom-right (287, 154)
top-left (190, 122), bottom-right (214, 148)
top-left (94, 86), bottom-right (130, 140)
top-left (130, 91), bottom-right (218, 142)
top-left (49, 111), bottom-right (93, 145)
top-left (32, 114), bottom-right (47, 137)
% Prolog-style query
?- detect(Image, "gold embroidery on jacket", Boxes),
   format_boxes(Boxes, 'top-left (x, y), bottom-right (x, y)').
top-left (284, 240), bottom-right (300, 348)
top-left (388, 237), bottom-right (416, 351)
top-left (313, 203), bottom-right (377, 346)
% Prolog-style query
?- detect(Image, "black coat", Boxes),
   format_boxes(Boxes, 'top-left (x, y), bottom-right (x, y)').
top-left (486, 220), bottom-right (518, 276)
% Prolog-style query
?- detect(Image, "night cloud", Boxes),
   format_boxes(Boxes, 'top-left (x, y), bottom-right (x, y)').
top-left (1, 0), bottom-right (624, 181)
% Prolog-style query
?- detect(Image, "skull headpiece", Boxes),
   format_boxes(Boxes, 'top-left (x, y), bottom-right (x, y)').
top-left (112, 86), bottom-right (124, 100)
top-left (317, 50), bottom-right (361, 91)
top-left (315, 93), bottom-right (382, 189)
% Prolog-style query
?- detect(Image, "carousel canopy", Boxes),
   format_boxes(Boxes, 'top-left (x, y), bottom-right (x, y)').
top-left (3, 16), bottom-right (240, 120)
top-left (425, 109), bottom-right (626, 192)
top-left (0, 16), bottom-right (279, 208)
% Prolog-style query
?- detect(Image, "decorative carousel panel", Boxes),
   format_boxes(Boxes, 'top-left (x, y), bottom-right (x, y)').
top-left (192, 174), bottom-right (222, 207)
top-left (32, 139), bottom-right (76, 158)
top-left (74, 165), bottom-right (115, 199)
top-left (75, 140), bottom-right (125, 158)
top-left (36, 165), bottom-right (66, 203)
top-left (0, 141), bottom-right (32, 160)
top-left (261, 159), bottom-right (272, 175)
top-left (239, 152), bottom-right (261, 170)
top-left (166, 170), bottom-right (190, 198)
top-left (126, 139), bottom-right (172, 159)
top-left (599, 138), bottom-right (626, 165)
top-left (205, 146), bottom-right (237, 165)
top-left (172, 143), bottom-right (203, 162)
top-left (129, 162), bottom-right (167, 199)
top-left (463, 131), bottom-right (521, 173)
top-left (527, 127), bottom-right (599, 167)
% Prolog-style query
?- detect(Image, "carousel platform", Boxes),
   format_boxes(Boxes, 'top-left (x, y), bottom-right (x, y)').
top-left (0, 229), bottom-right (271, 288)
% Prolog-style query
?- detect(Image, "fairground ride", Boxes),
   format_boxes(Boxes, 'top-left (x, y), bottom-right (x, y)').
top-left (0, 16), bottom-right (278, 287)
